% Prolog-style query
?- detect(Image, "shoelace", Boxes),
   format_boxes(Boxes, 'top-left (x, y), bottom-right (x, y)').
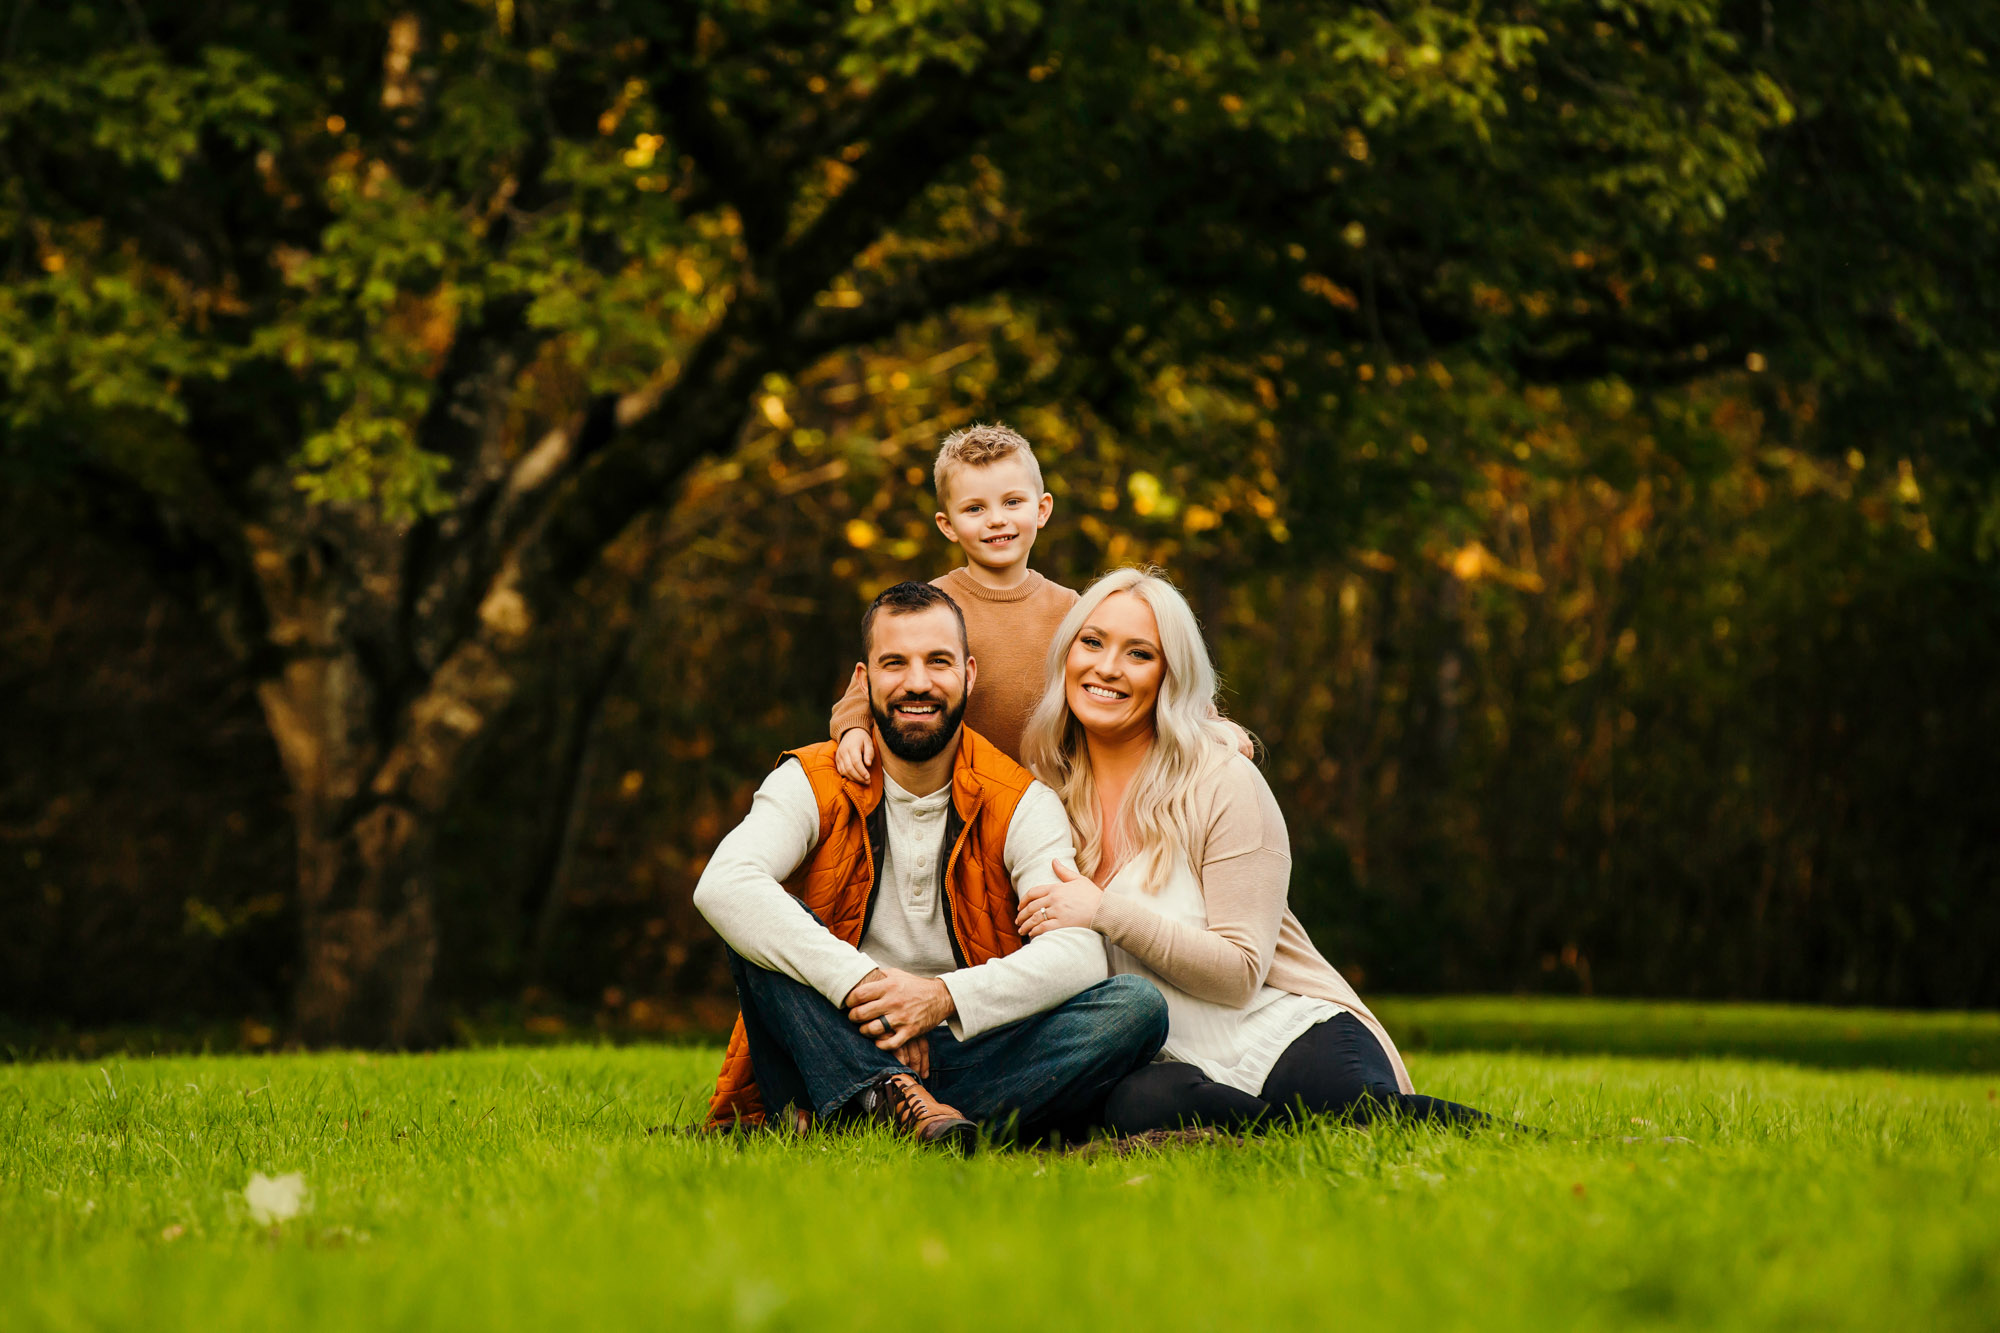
top-left (882, 1076), bottom-right (923, 1131)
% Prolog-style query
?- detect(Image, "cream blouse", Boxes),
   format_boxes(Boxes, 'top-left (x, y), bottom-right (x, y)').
top-left (1087, 752), bottom-right (1414, 1096)
top-left (1103, 853), bottom-right (1338, 1095)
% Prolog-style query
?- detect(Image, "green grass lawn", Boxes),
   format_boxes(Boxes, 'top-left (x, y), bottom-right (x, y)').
top-left (5, 1025), bottom-right (1998, 1332)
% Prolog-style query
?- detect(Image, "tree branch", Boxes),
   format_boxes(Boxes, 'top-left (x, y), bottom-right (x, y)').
top-left (653, 18), bottom-right (789, 254)
top-left (398, 291), bottom-right (551, 674)
top-left (351, 25), bottom-right (1057, 814)
top-left (789, 241), bottom-right (1045, 362)
top-left (510, 26), bottom-right (1049, 606)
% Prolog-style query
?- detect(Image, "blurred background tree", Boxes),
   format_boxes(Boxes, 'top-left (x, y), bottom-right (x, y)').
top-left (2, 1), bottom-right (1995, 1045)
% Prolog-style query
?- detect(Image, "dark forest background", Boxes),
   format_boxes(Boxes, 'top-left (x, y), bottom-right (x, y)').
top-left (2, 2), bottom-right (1996, 1046)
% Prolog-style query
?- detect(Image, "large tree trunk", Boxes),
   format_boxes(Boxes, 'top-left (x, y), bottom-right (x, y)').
top-left (243, 512), bottom-right (527, 1047)
top-left (292, 792), bottom-right (441, 1048)
top-left (252, 629), bottom-right (457, 1047)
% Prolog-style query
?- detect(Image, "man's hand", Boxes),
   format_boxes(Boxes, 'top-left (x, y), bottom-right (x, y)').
top-left (1015, 861), bottom-right (1106, 938)
top-left (844, 967), bottom-right (954, 1050)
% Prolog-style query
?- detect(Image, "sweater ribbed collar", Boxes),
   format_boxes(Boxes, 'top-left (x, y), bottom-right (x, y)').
top-left (940, 565), bottom-right (1047, 604)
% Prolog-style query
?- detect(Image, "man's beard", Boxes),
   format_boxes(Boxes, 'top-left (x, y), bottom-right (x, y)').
top-left (869, 687), bottom-right (967, 763)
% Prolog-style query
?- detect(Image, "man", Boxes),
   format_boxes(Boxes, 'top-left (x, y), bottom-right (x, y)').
top-left (694, 581), bottom-right (1167, 1150)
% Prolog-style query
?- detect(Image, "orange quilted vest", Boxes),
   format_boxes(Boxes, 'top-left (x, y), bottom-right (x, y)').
top-left (703, 727), bottom-right (1038, 1128)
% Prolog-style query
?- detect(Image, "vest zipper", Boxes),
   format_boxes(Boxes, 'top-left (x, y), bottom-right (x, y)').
top-left (937, 792), bottom-right (982, 969)
top-left (937, 822), bottom-right (968, 969)
top-left (858, 801), bottom-right (889, 941)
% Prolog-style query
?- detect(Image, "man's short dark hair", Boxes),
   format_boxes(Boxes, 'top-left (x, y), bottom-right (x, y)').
top-left (862, 581), bottom-right (969, 658)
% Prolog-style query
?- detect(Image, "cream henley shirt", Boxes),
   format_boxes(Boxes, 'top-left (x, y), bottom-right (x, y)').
top-left (693, 759), bottom-right (1105, 1040)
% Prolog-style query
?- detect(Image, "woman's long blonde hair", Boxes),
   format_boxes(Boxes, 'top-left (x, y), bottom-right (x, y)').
top-left (1021, 567), bottom-right (1239, 890)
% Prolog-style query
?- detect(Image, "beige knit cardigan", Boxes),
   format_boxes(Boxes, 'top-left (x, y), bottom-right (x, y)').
top-left (1086, 752), bottom-right (1415, 1095)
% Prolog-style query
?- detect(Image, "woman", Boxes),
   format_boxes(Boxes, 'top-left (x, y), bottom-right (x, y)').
top-left (1015, 567), bottom-right (1487, 1134)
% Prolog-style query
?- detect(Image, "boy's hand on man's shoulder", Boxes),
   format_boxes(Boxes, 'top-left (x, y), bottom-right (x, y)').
top-left (835, 728), bottom-right (874, 783)
top-left (835, 668), bottom-right (876, 783)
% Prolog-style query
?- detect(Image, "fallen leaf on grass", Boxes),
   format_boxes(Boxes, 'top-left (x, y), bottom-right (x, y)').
top-left (160, 1224), bottom-right (185, 1241)
top-left (244, 1172), bottom-right (310, 1225)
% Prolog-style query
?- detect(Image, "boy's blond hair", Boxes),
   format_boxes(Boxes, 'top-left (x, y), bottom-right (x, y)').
top-left (933, 421), bottom-right (1045, 506)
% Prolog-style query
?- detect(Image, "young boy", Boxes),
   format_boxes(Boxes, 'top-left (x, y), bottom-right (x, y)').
top-left (831, 422), bottom-right (1074, 779)
top-left (830, 423), bottom-right (1252, 780)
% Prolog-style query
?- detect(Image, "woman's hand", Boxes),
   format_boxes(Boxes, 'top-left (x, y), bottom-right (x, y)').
top-left (1016, 861), bottom-right (1106, 938)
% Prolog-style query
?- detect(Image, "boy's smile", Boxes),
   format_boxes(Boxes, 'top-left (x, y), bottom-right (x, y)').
top-left (935, 454), bottom-right (1054, 591)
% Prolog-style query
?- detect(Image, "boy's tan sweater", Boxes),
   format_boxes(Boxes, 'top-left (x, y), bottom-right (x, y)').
top-left (831, 567), bottom-right (1079, 764)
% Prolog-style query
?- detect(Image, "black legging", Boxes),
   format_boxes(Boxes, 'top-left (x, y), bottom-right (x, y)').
top-left (1104, 1011), bottom-right (1489, 1135)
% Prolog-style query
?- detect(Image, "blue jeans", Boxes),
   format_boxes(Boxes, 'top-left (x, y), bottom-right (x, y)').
top-left (726, 947), bottom-right (1167, 1142)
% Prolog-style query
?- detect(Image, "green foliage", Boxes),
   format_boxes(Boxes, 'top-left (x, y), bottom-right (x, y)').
top-left (2, 2), bottom-right (1991, 525)
top-left (2, 0), bottom-right (1989, 556)
top-left (0, 1), bottom-right (1813, 510)
top-left (3, 1042), bottom-right (1998, 1331)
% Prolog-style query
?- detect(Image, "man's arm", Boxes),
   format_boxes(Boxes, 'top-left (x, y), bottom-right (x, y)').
top-left (938, 782), bottom-right (1108, 1040)
top-left (690, 762), bottom-right (880, 1008)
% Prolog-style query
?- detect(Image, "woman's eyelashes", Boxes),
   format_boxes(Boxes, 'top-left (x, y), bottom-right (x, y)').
top-left (1078, 633), bottom-right (1152, 663)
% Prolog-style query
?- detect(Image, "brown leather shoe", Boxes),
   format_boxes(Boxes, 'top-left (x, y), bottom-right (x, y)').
top-left (852, 1072), bottom-right (978, 1152)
